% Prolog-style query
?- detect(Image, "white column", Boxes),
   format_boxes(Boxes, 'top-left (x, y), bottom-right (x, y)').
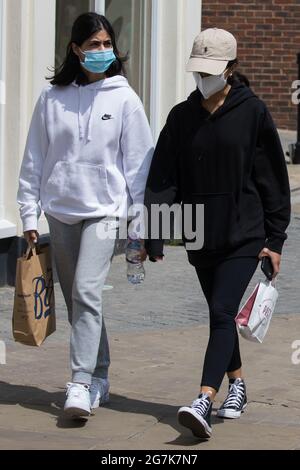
top-left (31, 0), bottom-right (56, 235)
top-left (3, 0), bottom-right (32, 236)
top-left (94, 0), bottom-right (105, 15)
top-left (32, 0), bottom-right (56, 104)
top-left (150, 0), bottom-right (202, 140)
top-left (0, 0), bottom-right (28, 239)
top-left (3, 0), bottom-right (56, 238)
top-left (0, 0), bottom-right (15, 241)
top-left (150, 0), bottom-right (162, 141)
top-left (184, 0), bottom-right (202, 98)
top-left (0, 0), bottom-right (6, 226)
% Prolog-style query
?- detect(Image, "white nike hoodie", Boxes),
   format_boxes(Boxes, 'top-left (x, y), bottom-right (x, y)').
top-left (17, 75), bottom-right (154, 232)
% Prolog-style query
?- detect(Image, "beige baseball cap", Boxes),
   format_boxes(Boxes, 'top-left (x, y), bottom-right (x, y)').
top-left (186, 28), bottom-right (237, 75)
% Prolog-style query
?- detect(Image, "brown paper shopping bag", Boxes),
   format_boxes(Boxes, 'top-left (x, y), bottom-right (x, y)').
top-left (13, 243), bottom-right (56, 346)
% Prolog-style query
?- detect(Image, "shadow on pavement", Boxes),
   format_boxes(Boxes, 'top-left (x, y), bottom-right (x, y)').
top-left (105, 393), bottom-right (223, 446)
top-left (0, 381), bottom-right (87, 428)
top-left (0, 383), bottom-right (223, 444)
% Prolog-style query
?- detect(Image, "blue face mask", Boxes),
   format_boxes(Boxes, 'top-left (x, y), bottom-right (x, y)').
top-left (80, 48), bottom-right (116, 74)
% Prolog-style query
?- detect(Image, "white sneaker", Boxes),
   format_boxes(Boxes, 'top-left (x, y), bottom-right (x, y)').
top-left (64, 383), bottom-right (91, 418)
top-left (90, 377), bottom-right (110, 409)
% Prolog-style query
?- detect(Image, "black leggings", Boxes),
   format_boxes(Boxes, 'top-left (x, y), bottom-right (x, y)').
top-left (196, 256), bottom-right (259, 392)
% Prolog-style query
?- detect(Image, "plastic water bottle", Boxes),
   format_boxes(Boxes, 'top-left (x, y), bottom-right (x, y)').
top-left (126, 238), bottom-right (145, 285)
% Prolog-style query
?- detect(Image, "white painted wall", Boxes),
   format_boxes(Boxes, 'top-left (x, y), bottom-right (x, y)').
top-left (0, 0), bottom-right (6, 226)
top-left (0, 0), bottom-right (15, 240)
top-left (0, 0), bottom-right (55, 238)
top-left (94, 0), bottom-right (105, 15)
top-left (32, 0), bottom-right (56, 105)
top-left (150, 0), bottom-right (202, 140)
top-left (31, 0), bottom-right (56, 235)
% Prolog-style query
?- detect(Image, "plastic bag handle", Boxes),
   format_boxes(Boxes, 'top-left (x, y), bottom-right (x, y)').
top-left (265, 277), bottom-right (277, 288)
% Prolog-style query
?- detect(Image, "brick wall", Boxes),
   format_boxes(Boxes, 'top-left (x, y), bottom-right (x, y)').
top-left (202, 0), bottom-right (300, 130)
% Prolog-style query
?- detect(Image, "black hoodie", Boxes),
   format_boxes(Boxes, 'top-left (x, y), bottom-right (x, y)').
top-left (144, 81), bottom-right (291, 266)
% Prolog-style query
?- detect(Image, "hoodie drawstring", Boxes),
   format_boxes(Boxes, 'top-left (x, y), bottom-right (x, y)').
top-left (87, 89), bottom-right (97, 142)
top-left (78, 86), bottom-right (84, 140)
top-left (78, 86), bottom-right (97, 142)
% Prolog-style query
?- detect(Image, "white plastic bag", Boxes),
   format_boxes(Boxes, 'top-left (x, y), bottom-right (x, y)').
top-left (235, 280), bottom-right (278, 343)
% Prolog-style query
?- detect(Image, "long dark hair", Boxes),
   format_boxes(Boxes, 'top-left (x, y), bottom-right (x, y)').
top-left (227, 59), bottom-right (250, 87)
top-left (47, 12), bottom-right (128, 86)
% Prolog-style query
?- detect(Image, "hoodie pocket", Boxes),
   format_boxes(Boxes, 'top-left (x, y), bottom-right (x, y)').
top-left (186, 192), bottom-right (239, 251)
top-left (44, 161), bottom-right (114, 211)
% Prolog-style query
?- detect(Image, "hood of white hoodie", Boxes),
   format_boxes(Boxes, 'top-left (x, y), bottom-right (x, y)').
top-left (72, 75), bottom-right (130, 142)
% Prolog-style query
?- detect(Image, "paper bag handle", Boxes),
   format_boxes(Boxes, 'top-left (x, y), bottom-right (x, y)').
top-left (24, 241), bottom-right (40, 259)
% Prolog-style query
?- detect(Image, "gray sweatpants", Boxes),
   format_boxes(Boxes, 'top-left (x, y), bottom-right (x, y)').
top-left (45, 213), bottom-right (118, 385)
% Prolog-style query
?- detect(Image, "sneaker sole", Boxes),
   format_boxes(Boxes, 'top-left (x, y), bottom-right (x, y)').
top-left (177, 407), bottom-right (212, 438)
top-left (64, 406), bottom-right (91, 418)
top-left (216, 402), bottom-right (247, 419)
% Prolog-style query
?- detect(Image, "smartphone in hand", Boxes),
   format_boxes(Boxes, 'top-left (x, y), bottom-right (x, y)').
top-left (261, 256), bottom-right (274, 280)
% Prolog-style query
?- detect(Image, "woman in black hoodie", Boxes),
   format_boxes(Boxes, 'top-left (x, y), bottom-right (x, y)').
top-left (144, 28), bottom-right (291, 439)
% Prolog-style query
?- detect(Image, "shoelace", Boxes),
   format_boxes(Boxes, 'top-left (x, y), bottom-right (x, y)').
top-left (191, 395), bottom-right (211, 416)
top-left (66, 383), bottom-right (89, 397)
top-left (223, 381), bottom-right (245, 409)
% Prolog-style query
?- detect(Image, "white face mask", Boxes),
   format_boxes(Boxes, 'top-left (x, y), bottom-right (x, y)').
top-left (193, 72), bottom-right (227, 99)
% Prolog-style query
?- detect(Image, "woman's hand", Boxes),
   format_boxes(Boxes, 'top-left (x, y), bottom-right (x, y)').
top-left (138, 240), bottom-right (163, 262)
top-left (258, 247), bottom-right (281, 279)
top-left (149, 256), bottom-right (164, 262)
top-left (24, 230), bottom-right (39, 246)
top-left (140, 245), bottom-right (148, 262)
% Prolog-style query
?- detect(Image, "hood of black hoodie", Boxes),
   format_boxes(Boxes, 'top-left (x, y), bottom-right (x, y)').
top-left (187, 80), bottom-right (258, 120)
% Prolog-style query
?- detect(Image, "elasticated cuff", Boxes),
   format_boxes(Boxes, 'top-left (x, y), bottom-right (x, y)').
top-left (265, 236), bottom-right (285, 255)
top-left (72, 371), bottom-right (92, 385)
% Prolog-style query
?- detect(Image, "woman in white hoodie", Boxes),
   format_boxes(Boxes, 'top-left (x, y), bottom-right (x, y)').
top-left (17, 12), bottom-right (153, 418)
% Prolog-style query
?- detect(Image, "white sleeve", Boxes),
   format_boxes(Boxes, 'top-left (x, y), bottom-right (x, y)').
top-left (17, 88), bottom-right (49, 232)
top-left (121, 104), bottom-right (154, 239)
top-left (121, 104), bottom-right (154, 205)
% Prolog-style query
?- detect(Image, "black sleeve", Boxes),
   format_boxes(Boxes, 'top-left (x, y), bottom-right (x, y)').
top-left (253, 105), bottom-right (291, 254)
top-left (144, 113), bottom-right (181, 260)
